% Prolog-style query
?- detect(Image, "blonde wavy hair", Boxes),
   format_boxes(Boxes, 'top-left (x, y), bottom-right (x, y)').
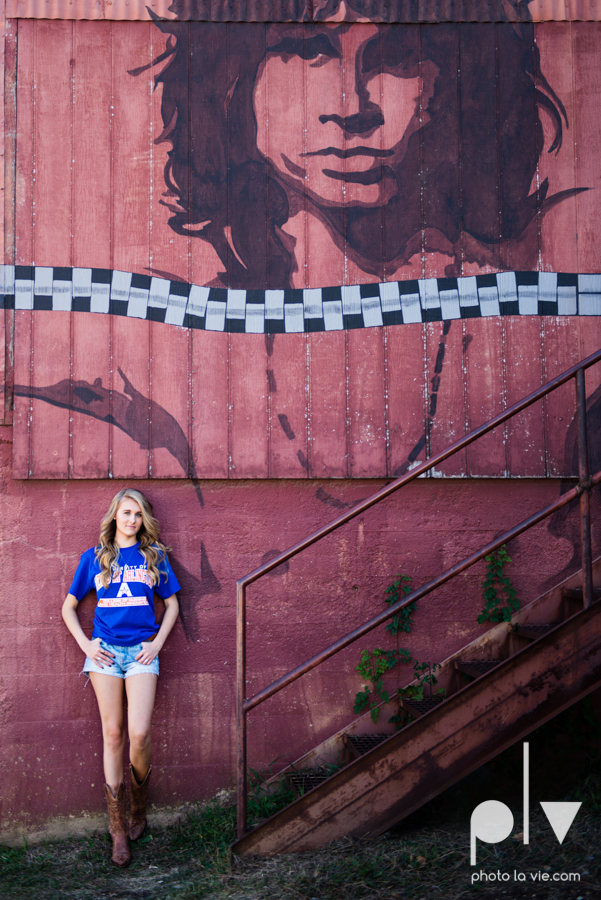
top-left (95, 489), bottom-right (170, 588)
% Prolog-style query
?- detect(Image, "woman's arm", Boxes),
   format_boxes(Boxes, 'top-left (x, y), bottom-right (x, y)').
top-left (135, 593), bottom-right (179, 665)
top-left (61, 593), bottom-right (115, 667)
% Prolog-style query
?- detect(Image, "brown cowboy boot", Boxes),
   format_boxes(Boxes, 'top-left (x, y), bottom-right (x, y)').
top-left (128, 765), bottom-right (152, 841)
top-left (104, 782), bottom-right (131, 867)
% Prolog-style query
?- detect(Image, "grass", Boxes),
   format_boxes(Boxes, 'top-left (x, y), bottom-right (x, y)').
top-left (1, 701), bottom-right (601, 900)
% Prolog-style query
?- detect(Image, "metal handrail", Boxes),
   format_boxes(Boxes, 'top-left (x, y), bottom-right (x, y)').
top-left (236, 346), bottom-right (601, 839)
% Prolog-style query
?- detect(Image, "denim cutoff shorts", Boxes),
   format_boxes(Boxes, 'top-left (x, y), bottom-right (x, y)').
top-left (82, 640), bottom-right (159, 678)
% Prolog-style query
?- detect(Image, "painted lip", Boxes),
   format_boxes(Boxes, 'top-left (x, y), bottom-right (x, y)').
top-left (302, 146), bottom-right (395, 159)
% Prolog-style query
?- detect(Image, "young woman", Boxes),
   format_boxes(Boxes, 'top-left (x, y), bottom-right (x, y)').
top-left (62, 489), bottom-right (180, 867)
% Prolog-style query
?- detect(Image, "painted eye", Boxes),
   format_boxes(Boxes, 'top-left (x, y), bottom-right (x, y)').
top-left (267, 34), bottom-right (339, 64)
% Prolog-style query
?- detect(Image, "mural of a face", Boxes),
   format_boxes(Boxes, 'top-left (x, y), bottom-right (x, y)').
top-left (155, 15), bottom-right (582, 288)
top-left (253, 24), bottom-right (424, 208)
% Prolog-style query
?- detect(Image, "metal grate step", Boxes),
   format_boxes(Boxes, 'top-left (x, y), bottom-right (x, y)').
top-left (287, 769), bottom-right (331, 797)
top-left (515, 624), bottom-right (555, 641)
top-left (562, 587), bottom-right (601, 602)
top-left (399, 696), bottom-right (445, 718)
top-left (345, 733), bottom-right (389, 759)
top-left (455, 659), bottom-right (502, 679)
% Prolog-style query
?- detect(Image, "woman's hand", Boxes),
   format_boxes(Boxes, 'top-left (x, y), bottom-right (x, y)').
top-left (135, 641), bottom-right (160, 666)
top-left (87, 637), bottom-right (115, 669)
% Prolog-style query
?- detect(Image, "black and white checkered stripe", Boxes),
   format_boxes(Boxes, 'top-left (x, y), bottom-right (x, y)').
top-left (3, 266), bottom-right (600, 332)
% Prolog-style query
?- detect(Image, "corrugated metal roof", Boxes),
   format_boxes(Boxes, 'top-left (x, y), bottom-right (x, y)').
top-left (5, 0), bottom-right (601, 21)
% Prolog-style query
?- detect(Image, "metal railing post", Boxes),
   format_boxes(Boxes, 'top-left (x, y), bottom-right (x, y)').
top-left (236, 580), bottom-right (248, 838)
top-left (576, 368), bottom-right (593, 609)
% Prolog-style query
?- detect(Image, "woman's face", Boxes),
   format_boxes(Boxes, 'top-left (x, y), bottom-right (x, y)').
top-left (253, 23), bottom-right (427, 208)
top-left (114, 497), bottom-right (143, 545)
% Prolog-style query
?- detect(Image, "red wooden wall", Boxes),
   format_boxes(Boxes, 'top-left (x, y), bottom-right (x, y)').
top-left (4, 20), bottom-right (601, 481)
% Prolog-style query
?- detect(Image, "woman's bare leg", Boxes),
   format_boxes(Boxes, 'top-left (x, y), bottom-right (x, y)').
top-left (125, 673), bottom-right (158, 779)
top-left (89, 673), bottom-right (126, 792)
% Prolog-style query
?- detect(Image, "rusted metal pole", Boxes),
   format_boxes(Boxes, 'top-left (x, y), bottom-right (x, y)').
top-left (236, 581), bottom-right (248, 839)
top-left (576, 369), bottom-right (594, 609)
top-left (243, 468), bottom-right (601, 715)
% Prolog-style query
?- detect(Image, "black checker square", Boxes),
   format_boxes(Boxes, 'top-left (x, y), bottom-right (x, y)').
top-left (91, 268), bottom-right (112, 284)
top-left (284, 288), bottom-right (304, 305)
top-left (53, 267), bottom-right (72, 282)
top-left (343, 314), bottom-right (364, 330)
top-left (225, 317), bottom-right (246, 333)
top-left (15, 265), bottom-right (34, 281)
top-left (459, 304), bottom-right (481, 319)
top-left (265, 318), bottom-right (286, 334)
top-left (183, 313), bottom-right (205, 330)
top-left (147, 306), bottom-right (167, 323)
top-left (558, 272), bottom-right (578, 288)
top-left (499, 300), bottom-right (519, 316)
top-left (476, 273), bottom-right (498, 288)
top-left (437, 277), bottom-right (458, 292)
top-left (360, 282), bottom-right (380, 298)
top-left (169, 280), bottom-right (191, 297)
top-left (109, 299), bottom-right (129, 317)
top-left (399, 279), bottom-right (419, 295)
top-left (33, 297), bottom-right (53, 311)
top-left (305, 317), bottom-right (325, 332)
top-left (131, 273), bottom-right (151, 290)
top-left (383, 309), bottom-right (404, 326)
top-left (321, 285), bottom-right (342, 303)
top-left (515, 271), bottom-right (539, 286)
top-left (72, 297), bottom-right (91, 313)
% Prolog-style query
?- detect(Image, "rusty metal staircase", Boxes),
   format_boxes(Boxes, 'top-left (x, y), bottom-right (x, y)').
top-left (233, 350), bottom-right (601, 857)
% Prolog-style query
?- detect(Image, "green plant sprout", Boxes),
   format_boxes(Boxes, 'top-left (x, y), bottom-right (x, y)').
top-left (354, 647), bottom-right (413, 722)
top-left (353, 574), bottom-right (415, 723)
top-left (389, 661), bottom-right (446, 729)
top-left (384, 574), bottom-right (415, 635)
top-left (478, 545), bottom-right (520, 624)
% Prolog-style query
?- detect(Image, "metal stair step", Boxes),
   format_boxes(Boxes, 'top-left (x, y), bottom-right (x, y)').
top-left (562, 587), bottom-right (601, 602)
top-left (515, 623), bottom-right (555, 640)
top-left (287, 769), bottom-right (331, 797)
top-left (454, 659), bottom-right (502, 679)
top-left (399, 696), bottom-right (445, 717)
top-left (345, 733), bottom-right (389, 758)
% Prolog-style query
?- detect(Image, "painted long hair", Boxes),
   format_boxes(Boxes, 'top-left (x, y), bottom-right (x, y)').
top-left (148, 1), bottom-right (581, 287)
top-left (95, 489), bottom-right (169, 588)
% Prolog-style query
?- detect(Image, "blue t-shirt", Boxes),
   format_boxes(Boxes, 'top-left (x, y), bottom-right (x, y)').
top-left (69, 543), bottom-right (181, 646)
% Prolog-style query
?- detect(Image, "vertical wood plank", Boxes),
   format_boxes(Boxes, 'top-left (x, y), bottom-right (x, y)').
top-left (268, 333), bottom-right (308, 478)
top-left (505, 317), bottom-right (546, 476)
top-left (191, 330), bottom-right (229, 478)
top-left (71, 314), bottom-right (110, 479)
top-left (573, 23), bottom-right (601, 274)
top-left (73, 20), bottom-right (111, 270)
top-left (71, 20), bottom-right (112, 478)
top-left (30, 312), bottom-right (71, 477)
top-left (12, 310), bottom-right (31, 478)
top-left (11, 21), bottom-right (46, 473)
top-left (188, 22), bottom-right (223, 288)
top-left (427, 320), bottom-right (466, 476)
top-left (4, 17), bottom-right (17, 426)
top-left (229, 334), bottom-right (268, 477)
top-left (111, 22), bottom-right (151, 477)
top-left (15, 17), bottom-right (33, 268)
top-left (544, 318), bottom-right (581, 477)
top-left (308, 331), bottom-right (347, 478)
top-left (110, 317), bottom-right (150, 478)
top-left (33, 20), bottom-right (72, 268)
top-left (465, 317), bottom-right (506, 476)
top-left (459, 23), bottom-right (500, 276)
top-left (423, 24), bottom-right (459, 280)
top-left (387, 324), bottom-right (426, 476)
top-left (536, 23), bottom-right (579, 273)
top-left (149, 321), bottom-right (189, 478)
top-left (347, 327), bottom-right (386, 476)
top-left (303, 23), bottom-right (345, 290)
